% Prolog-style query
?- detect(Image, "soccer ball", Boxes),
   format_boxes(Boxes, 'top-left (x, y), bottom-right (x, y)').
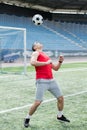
top-left (32, 14), bottom-right (43, 25)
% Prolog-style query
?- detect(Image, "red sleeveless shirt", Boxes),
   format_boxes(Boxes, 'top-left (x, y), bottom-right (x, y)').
top-left (35, 52), bottom-right (53, 79)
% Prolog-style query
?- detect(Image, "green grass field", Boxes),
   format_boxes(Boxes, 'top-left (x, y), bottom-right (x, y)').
top-left (0, 62), bottom-right (87, 130)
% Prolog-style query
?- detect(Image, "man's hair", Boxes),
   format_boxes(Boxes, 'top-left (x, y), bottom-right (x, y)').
top-left (32, 42), bottom-right (38, 51)
top-left (32, 44), bottom-right (36, 51)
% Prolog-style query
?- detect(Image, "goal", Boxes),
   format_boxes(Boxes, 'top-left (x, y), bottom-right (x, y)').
top-left (0, 26), bottom-right (27, 74)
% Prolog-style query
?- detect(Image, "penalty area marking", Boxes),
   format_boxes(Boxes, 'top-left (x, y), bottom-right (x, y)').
top-left (0, 90), bottom-right (87, 114)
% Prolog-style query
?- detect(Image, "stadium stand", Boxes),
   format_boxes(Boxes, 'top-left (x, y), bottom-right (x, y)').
top-left (0, 14), bottom-right (87, 59)
top-left (3, 52), bottom-right (20, 63)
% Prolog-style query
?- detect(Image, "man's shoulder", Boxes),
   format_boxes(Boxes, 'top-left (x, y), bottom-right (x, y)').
top-left (31, 51), bottom-right (39, 56)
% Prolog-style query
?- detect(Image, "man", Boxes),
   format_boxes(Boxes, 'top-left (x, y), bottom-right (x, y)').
top-left (24, 42), bottom-right (70, 127)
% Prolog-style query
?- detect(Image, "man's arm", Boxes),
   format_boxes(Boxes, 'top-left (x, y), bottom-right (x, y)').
top-left (30, 51), bottom-right (52, 66)
top-left (52, 55), bottom-right (64, 71)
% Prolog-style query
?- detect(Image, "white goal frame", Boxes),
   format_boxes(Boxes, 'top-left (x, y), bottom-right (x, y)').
top-left (0, 26), bottom-right (27, 74)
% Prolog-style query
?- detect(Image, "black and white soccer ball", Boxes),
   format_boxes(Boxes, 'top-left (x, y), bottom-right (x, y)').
top-left (32, 14), bottom-right (43, 25)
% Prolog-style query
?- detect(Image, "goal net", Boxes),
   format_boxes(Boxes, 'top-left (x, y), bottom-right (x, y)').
top-left (0, 26), bottom-right (27, 74)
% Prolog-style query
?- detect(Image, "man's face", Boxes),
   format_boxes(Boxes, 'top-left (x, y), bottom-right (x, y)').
top-left (34, 42), bottom-right (43, 50)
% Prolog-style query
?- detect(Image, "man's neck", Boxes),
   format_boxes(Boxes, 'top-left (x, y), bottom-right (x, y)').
top-left (36, 49), bottom-right (42, 52)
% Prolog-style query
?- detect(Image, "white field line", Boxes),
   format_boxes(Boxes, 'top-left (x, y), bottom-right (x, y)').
top-left (0, 90), bottom-right (87, 114)
top-left (0, 67), bottom-right (87, 79)
top-left (59, 67), bottom-right (87, 72)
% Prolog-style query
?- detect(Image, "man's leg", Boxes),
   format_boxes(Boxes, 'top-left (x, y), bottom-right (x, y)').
top-left (57, 96), bottom-right (70, 122)
top-left (29, 100), bottom-right (41, 115)
top-left (48, 80), bottom-right (70, 122)
top-left (24, 100), bottom-right (41, 127)
top-left (57, 96), bottom-right (64, 110)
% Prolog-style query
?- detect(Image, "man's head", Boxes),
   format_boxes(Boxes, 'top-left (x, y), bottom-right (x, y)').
top-left (32, 42), bottom-right (43, 51)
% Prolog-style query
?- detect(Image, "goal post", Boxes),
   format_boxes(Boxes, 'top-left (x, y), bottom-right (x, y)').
top-left (0, 26), bottom-right (27, 74)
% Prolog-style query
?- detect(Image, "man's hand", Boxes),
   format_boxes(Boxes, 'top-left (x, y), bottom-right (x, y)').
top-left (59, 55), bottom-right (64, 63)
top-left (46, 60), bottom-right (52, 65)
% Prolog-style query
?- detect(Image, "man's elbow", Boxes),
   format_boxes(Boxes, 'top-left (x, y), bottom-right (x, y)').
top-left (54, 68), bottom-right (58, 71)
top-left (53, 66), bottom-right (59, 71)
top-left (30, 60), bottom-right (36, 66)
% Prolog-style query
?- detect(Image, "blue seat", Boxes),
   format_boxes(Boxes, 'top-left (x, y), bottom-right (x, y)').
top-left (0, 14), bottom-right (87, 51)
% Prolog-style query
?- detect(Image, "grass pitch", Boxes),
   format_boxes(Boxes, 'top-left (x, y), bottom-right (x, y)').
top-left (0, 62), bottom-right (87, 130)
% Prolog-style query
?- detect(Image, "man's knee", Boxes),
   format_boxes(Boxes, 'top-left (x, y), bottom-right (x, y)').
top-left (34, 100), bottom-right (42, 107)
top-left (58, 96), bottom-right (64, 103)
